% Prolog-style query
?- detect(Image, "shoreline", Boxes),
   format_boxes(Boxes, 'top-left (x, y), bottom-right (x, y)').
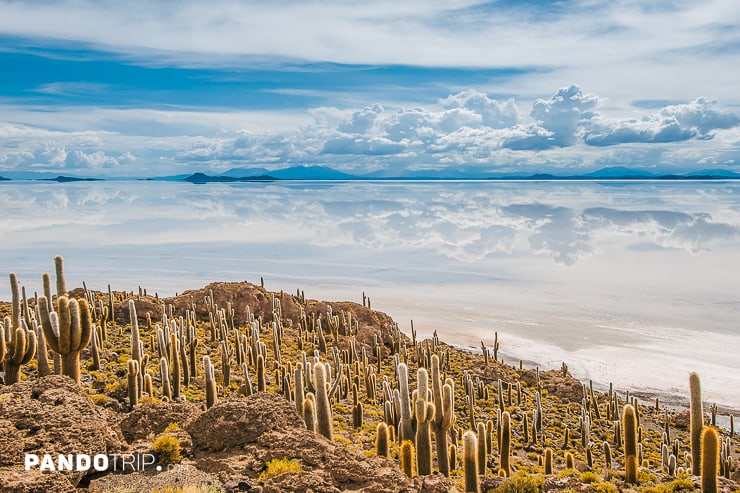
top-left (2, 279), bottom-right (738, 422)
top-left (447, 342), bottom-right (740, 426)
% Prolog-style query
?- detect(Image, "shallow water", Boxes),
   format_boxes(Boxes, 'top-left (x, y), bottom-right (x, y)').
top-left (1, 179), bottom-right (739, 407)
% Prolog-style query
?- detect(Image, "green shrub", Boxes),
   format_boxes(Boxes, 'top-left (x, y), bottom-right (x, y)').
top-left (493, 470), bottom-right (544, 493)
top-left (152, 435), bottom-right (182, 464)
top-left (258, 458), bottom-right (302, 482)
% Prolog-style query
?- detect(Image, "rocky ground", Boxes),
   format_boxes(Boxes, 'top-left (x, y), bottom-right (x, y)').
top-left (0, 281), bottom-right (738, 492)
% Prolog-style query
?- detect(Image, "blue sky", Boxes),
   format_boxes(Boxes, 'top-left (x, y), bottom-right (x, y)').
top-left (1, 0), bottom-right (740, 177)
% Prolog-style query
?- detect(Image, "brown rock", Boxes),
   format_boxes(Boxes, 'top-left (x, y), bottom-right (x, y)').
top-left (418, 473), bottom-right (462, 492)
top-left (0, 466), bottom-right (76, 493)
top-left (0, 375), bottom-right (124, 486)
top-left (119, 401), bottom-right (201, 443)
top-left (673, 410), bottom-right (690, 430)
top-left (187, 392), bottom-right (298, 452)
top-left (88, 463), bottom-right (221, 493)
top-left (245, 429), bottom-right (411, 492)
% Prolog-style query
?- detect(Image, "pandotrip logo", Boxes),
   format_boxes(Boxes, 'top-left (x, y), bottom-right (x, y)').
top-left (24, 453), bottom-right (159, 472)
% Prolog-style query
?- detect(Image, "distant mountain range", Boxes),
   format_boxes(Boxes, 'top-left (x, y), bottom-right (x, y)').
top-left (172, 165), bottom-right (740, 183)
top-left (1, 166), bottom-right (740, 182)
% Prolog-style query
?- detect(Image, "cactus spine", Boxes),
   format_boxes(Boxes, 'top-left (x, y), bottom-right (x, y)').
top-left (623, 403), bottom-right (638, 484)
top-left (376, 422), bottom-right (390, 457)
top-left (701, 427), bottom-right (719, 493)
top-left (314, 362), bottom-right (333, 440)
top-left (463, 430), bottom-right (480, 493)
top-left (690, 372), bottom-right (704, 474)
top-left (500, 411), bottom-right (511, 477)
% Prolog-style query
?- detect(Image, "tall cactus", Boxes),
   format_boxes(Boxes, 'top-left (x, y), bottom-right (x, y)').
top-left (500, 411), bottom-right (511, 477)
top-left (314, 362), bottom-right (333, 440)
top-left (431, 354), bottom-right (455, 476)
top-left (303, 393), bottom-right (317, 432)
top-left (129, 300), bottom-right (142, 364)
top-left (160, 357), bottom-right (172, 400)
top-left (623, 404), bottom-right (638, 484)
top-left (701, 427), bottom-right (719, 493)
top-left (463, 430), bottom-right (480, 493)
top-left (544, 447), bottom-right (553, 475)
top-left (127, 359), bottom-right (139, 409)
top-left (39, 295), bottom-right (91, 385)
top-left (415, 367), bottom-right (435, 475)
top-left (476, 421), bottom-right (487, 475)
top-left (376, 422), bottom-right (390, 457)
top-left (3, 274), bottom-right (37, 384)
top-left (400, 440), bottom-right (415, 477)
top-left (54, 255), bottom-right (66, 297)
top-left (690, 372), bottom-right (704, 474)
top-left (204, 355), bottom-right (217, 409)
top-left (397, 362), bottom-right (414, 443)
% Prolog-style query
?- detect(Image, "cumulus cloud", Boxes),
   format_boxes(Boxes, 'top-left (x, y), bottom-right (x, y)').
top-left (2, 86), bottom-right (740, 176)
top-left (584, 97), bottom-right (740, 146)
top-left (439, 90), bottom-right (519, 129)
top-left (504, 85), bottom-right (599, 150)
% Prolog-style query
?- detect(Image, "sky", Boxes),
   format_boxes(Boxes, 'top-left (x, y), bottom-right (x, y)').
top-left (1, 0), bottom-right (740, 177)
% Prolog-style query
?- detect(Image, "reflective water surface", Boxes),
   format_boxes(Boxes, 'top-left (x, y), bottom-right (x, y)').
top-left (1, 180), bottom-right (739, 406)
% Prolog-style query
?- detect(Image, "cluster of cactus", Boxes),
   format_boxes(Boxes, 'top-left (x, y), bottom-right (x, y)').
top-left (3, 257), bottom-right (739, 493)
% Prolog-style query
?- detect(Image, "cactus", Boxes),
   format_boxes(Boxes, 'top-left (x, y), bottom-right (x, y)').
top-left (623, 404), bottom-right (638, 484)
top-left (690, 372), bottom-right (703, 474)
top-left (160, 357), bottom-right (172, 400)
top-left (500, 411), bottom-right (511, 477)
top-left (303, 393), bottom-right (316, 432)
top-left (400, 439), bottom-right (415, 477)
top-left (37, 293), bottom-right (92, 384)
top-left (463, 430), bottom-right (480, 493)
top-left (476, 421), bottom-right (487, 475)
top-left (53, 255), bottom-right (66, 296)
top-left (3, 326), bottom-right (37, 384)
top-left (397, 362), bottom-right (414, 443)
top-left (314, 362), bottom-right (333, 440)
top-left (449, 443), bottom-right (457, 472)
top-left (565, 451), bottom-right (575, 469)
top-left (544, 447), bottom-right (553, 475)
top-left (294, 364), bottom-right (305, 415)
top-left (127, 359), bottom-right (139, 408)
top-left (170, 334), bottom-right (181, 400)
top-left (0, 324), bottom-right (5, 365)
top-left (128, 300), bottom-right (142, 364)
top-left (9, 273), bottom-right (21, 332)
top-left (431, 354), bottom-right (455, 476)
top-left (257, 353), bottom-right (266, 392)
top-left (701, 427), bottom-right (719, 493)
top-left (353, 400), bottom-right (364, 429)
top-left (376, 422), bottom-right (390, 457)
top-left (603, 441), bottom-right (612, 471)
top-left (414, 367), bottom-right (434, 475)
top-left (204, 355), bottom-right (216, 409)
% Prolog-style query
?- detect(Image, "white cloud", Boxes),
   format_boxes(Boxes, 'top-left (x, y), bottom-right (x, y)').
top-left (584, 97), bottom-right (740, 146)
top-left (1, 86), bottom-right (740, 176)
